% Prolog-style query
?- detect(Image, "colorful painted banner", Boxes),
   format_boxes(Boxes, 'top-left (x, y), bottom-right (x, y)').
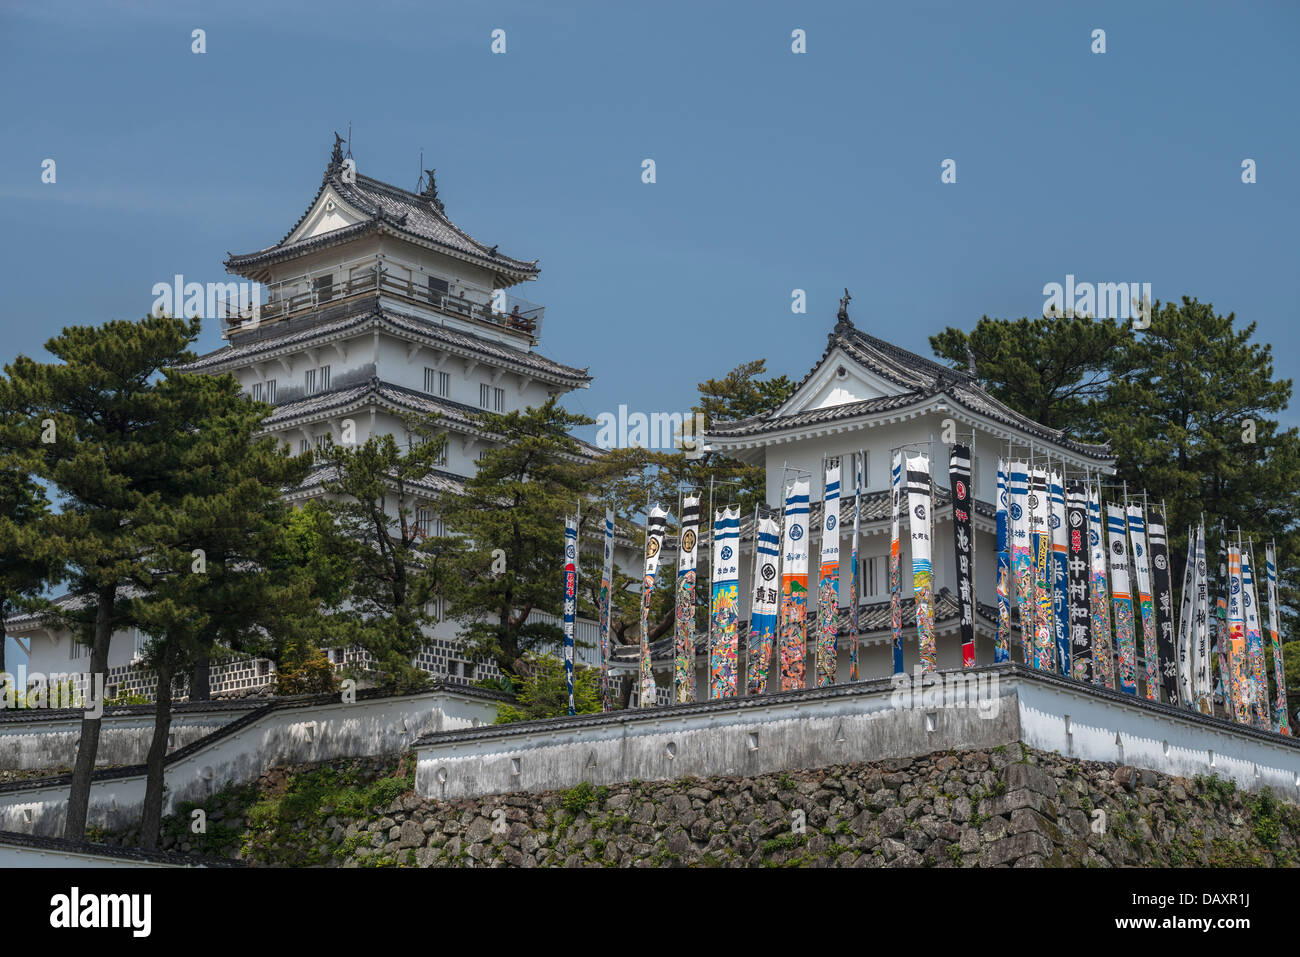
top-left (949, 444), bottom-right (976, 667)
top-left (1226, 544), bottom-right (1249, 724)
top-left (779, 480), bottom-right (811, 691)
top-left (1107, 504), bottom-right (1138, 696)
top-left (906, 454), bottom-right (936, 672)
top-left (1050, 471), bottom-right (1070, 675)
top-left (1193, 524), bottom-right (1212, 714)
top-left (674, 495), bottom-right (701, 704)
top-left (1147, 510), bottom-right (1180, 705)
top-left (1087, 486), bottom-right (1115, 689)
top-left (746, 512), bottom-right (781, 695)
top-left (639, 507), bottom-right (668, 707)
top-left (848, 453), bottom-right (862, 681)
top-left (1065, 481), bottom-right (1091, 682)
top-left (890, 453), bottom-right (904, 674)
top-left (709, 506), bottom-right (741, 699)
top-left (598, 508), bottom-right (615, 712)
top-left (1241, 549), bottom-right (1270, 729)
top-left (1177, 525), bottom-right (1196, 707)
top-left (1128, 506), bottom-right (1159, 701)
top-left (562, 515), bottom-right (578, 716)
top-left (1264, 544), bottom-right (1291, 735)
top-left (816, 459), bottom-right (842, 687)
top-left (994, 459), bottom-right (1012, 663)
top-left (1010, 462), bottom-right (1034, 664)
top-left (1030, 470), bottom-right (1054, 672)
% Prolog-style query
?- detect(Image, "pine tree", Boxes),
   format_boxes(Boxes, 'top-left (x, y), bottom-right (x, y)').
top-left (931, 315), bottom-right (1133, 440)
top-left (1105, 298), bottom-right (1300, 633)
top-left (129, 372), bottom-right (319, 847)
top-left (317, 423), bottom-right (456, 692)
top-left (1, 314), bottom-right (207, 840)
top-left (0, 374), bottom-right (59, 679)
top-left (437, 397), bottom-right (593, 677)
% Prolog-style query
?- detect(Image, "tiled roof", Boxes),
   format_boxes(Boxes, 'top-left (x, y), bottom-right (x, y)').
top-left (611, 588), bottom-right (997, 664)
top-left (174, 299), bottom-right (591, 386)
top-left (226, 158), bottom-right (538, 285)
top-left (285, 463), bottom-right (468, 500)
top-left (261, 378), bottom-right (604, 460)
top-left (709, 317), bottom-right (1112, 461)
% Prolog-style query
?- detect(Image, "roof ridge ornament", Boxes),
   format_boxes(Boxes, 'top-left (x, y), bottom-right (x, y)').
top-left (330, 131), bottom-right (345, 169)
top-left (836, 287), bottom-right (852, 328)
top-left (421, 168), bottom-right (446, 214)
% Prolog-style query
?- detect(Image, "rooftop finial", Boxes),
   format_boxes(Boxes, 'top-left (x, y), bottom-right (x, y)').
top-left (330, 131), bottom-right (345, 168)
top-left (835, 287), bottom-right (853, 329)
top-left (421, 168), bottom-right (444, 213)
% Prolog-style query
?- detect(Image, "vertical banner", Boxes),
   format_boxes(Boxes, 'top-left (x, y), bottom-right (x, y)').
top-left (816, 459), bottom-right (842, 686)
top-left (674, 495), bottom-right (700, 704)
top-left (1107, 504), bottom-right (1138, 696)
top-left (1050, 471), bottom-right (1070, 675)
top-left (890, 453), bottom-right (905, 674)
top-left (1030, 470), bottom-right (1054, 672)
top-left (709, 506), bottom-right (741, 699)
top-left (1193, 525), bottom-right (1212, 714)
top-left (1241, 549), bottom-right (1270, 729)
top-left (1127, 506), bottom-right (1159, 701)
top-left (949, 444), bottom-right (976, 667)
top-left (906, 454), bottom-right (936, 672)
top-left (994, 459), bottom-right (1012, 663)
top-left (746, 512), bottom-right (781, 695)
top-left (1264, 544), bottom-right (1291, 735)
top-left (848, 453), bottom-right (862, 681)
top-left (1213, 529), bottom-right (1231, 716)
top-left (639, 507), bottom-right (668, 707)
top-left (1010, 462), bottom-right (1034, 664)
top-left (1226, 544), bottom-right (1249, 724)
top-left (1177, 526), bottom-right (1196, 706)
top-left (1065, 481), bottom-right (1091, 681)
top-left (1147, 510), bottom-right (1180, 705)
top-left (1087, 486), bottom-right (1115, 689)
top-left (598, 508), bottom-right (615, 712)
top-left (779, 479), bottom-right (811, 691)
top-left (562, 515), bottom-right (578, 716)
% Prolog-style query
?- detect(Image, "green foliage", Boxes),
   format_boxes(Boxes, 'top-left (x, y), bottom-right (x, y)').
top-left (560, 781), bottom-right (597, 816)
top-left (436, 397), bottom-right (592, 675)
top-left (317, 428), bottom-right (456, 693)
top-left (931, 315), bottom-right (1132, 439)
top-left (494, 656), bottom-right (601, 723)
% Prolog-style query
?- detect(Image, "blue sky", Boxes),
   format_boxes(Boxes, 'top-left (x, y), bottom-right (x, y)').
top-left (1, 0), bottom-right (1297, 661)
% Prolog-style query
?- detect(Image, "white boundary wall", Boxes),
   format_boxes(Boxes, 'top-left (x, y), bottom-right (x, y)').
top-left (414, 665), bottom-right (1300, 803)
top-left (0, 688), bottom-right (501, 836)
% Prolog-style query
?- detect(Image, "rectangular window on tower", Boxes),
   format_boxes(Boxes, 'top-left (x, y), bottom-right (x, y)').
top-left (427, 276), bottom-right (449, 305)
top-left (864, 556), bottom-right (887, 599)
top-left (424, 368), bottom-right (436, 395)
top-left (432, 441), bottom-right (447, 467)
top-left (313, 273), bottom-right (334, 303)
top-left (299, 438), bottom-right (309, 455)
top-left (492, 387), bottom-right (504, 412)
top-left (438, 371), bottom-right (451, 397)
top-left (304, 368), bottom-right (316, 395)
top-left (250, 382), bottom-right (263, 402)
top-left (479, 383), bottom-right (491, 408)
top-left (266, 379), bottom-right (277, 404)
top-left (319, 365), bottom-right (331, 391)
